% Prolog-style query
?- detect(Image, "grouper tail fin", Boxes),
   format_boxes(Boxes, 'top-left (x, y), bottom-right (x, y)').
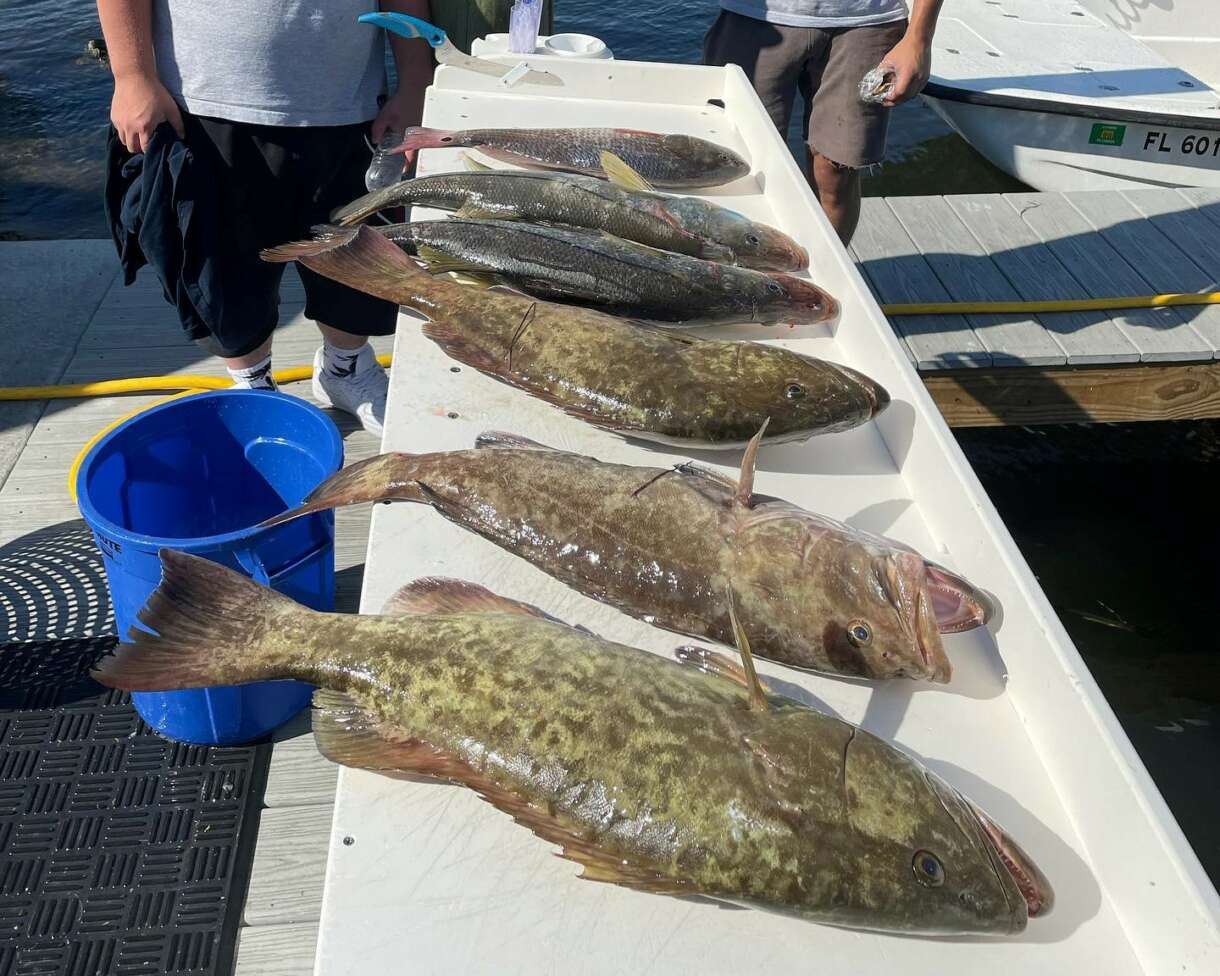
top-left (261, 224), bottom-right (453, 308)
top-left (259, 453), bottom-right (431, 529)
top-left (92, 549), bottom-right (307, 692)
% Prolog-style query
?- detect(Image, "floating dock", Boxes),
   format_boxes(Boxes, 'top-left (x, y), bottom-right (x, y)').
top-left (855, 188), bottom-right (1220, 426)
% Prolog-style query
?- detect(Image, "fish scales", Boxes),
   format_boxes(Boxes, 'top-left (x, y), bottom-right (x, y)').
top-left (398, 126), bottom-right (751, 188)
top-left (261, 226), bottom-right (884, 447)
top-left (331, 169), bottom-right (809, 271)
top-left (379, 218), bottom-right (834, 325)
top-left (95, 551), bottom-right (1048, 933)
top-left (269, 443), bottom-right (977, 681)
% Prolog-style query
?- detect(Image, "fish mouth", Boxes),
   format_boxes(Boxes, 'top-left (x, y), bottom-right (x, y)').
top-left (746, 228), bottom-right (810, 272)
top-left (913, 584), bottom-right (953, 683)
top-left (925, 563), bottom-right (995, 634)
top-left (968, 800), bottom-right (1055, 921)
top-left (769, 273), bottom-right (839, 324)
top-left (838, 363), bottom-right (890, 416)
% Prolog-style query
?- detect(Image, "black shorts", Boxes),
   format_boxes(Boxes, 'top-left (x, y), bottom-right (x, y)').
top-left (181, 114), bottom-right (397, 358)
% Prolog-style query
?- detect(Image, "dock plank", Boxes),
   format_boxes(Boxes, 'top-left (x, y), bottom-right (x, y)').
top-left (235, 923), bottom-right (319, 976)
top-left (1007, 192), bottom-right (1212, 363)
top-left (243, 804), bottom-right (334, 926)
top-left (944, 195), bottom-right (1140, 366)
top-left (265, 728), bottom-right (340, 810)
top-left (1063, 190), bottom-right (1220, 354)
top-left (1122, 189), bottom-right (1220, 291)
top-left (850, 198), bottom-right (989, 370)
top-left (884, 196), bottom-right (1066, 366)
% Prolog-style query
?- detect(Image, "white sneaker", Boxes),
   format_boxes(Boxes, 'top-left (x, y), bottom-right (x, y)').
top-left (311, 345), bottom-right (388, 436)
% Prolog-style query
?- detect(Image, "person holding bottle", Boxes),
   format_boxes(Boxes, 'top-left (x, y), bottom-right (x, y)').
top-left (704, 0), bottom-right (943, 245)
top-left (99, 1), bottom-right (433, 434)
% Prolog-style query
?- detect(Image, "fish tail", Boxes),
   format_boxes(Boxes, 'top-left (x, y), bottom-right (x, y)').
top-left (259, 453), bottom-right (431, 529)
top-left (396, 126), bottom-right (462, 153)
top-left (92, 550), bottom-right (309, 692)
top-left (261, 224), bottom-right (449, 308)
top-left (330, 183), bottom-right (414, 226)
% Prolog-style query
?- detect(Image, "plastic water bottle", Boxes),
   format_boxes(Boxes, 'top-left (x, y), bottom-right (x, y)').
top-left (365, 129), bottom-right (405, 192)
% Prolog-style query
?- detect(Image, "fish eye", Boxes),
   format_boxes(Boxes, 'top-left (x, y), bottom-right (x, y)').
top-left (767, 281), bottom-right (784, 295)
top-left (784, 383), bottom-right (806, 400)
top-left (745, 234), bottom-right (761, 247)
top-left (846, 621), bottom-right (872, 646)
top-left (912, 850), bottom-right (945, 887)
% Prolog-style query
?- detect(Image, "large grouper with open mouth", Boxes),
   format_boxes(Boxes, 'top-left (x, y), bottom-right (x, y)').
top-left (96, 549), bottom-right (1050, 935)
top-left (261, 427), bottom-right (995, 683)
top-left (262, 226), bottom-right (886, 449)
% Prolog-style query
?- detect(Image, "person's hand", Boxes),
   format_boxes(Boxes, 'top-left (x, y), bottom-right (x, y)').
top-left (371, 89), bottom-right (421, 145)
top-left (879, 33), bottom-right (933, 106)
top-left (111, 72), bottom-right (185, 153)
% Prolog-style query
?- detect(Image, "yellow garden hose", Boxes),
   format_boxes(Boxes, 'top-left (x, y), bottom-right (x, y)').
top-left (56, 354), bottom-right (393, 501)
top-left (878, 291), bottom-right (1220, 316)
top-left (0, 354), bottom-right (393, 402)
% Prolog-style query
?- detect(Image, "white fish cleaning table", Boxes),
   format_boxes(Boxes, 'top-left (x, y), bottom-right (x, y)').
top-left (312, 59), bottom-right (1220, 974)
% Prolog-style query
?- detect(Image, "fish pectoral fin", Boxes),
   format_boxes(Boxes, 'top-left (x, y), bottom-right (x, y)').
top-left (473, 430), bottom-right (560, 452)
top-left (415, 245), bottom-right (497, 277)
top-left (735, 418), bottom-right (770, 507)
top-left (726, 591), bottom-right (769, 712)
top-left (673, 461), bottom-right (739, 496)
top-left (419, 319), bottom-right (506, 376)
top-left (312, 689), bottom-right (438, 774)
top-left (674, 645), bottom-right (774, 697)
top-left (454, 201), bottom-right (521, 221)
top-left (381, 577), bottom-right (566, 623)
top-left (461, 151), bottom-right (494, 172)
top-left (599, 151), bottom-right (655, 192)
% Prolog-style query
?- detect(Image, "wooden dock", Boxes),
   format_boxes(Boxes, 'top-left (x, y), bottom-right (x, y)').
top-left (853, 188), bottom-right (1220, 426)
top-left (0, 185), bottom-right (1217, 974)
top-left (1, 255), bottom-right (382, 974)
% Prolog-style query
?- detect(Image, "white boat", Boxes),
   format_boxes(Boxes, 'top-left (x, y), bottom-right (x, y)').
top-left (923, 0), bottom-right (1220, 190)
top-left (310, 52), bottom-right (1220, 976)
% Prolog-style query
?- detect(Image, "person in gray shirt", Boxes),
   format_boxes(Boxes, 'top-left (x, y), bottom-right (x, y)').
top-left (705, 1), bottom-right (944, 244)
top-left (98, 1), bottom-right (434, 435)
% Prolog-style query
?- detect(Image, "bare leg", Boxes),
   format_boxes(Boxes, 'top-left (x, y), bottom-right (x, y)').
top-left (807, 148), bottom-right (862, 246)
top-left (220, 336), bottom-right (273, 372)
top-left (316, 322), bottom-right (368, 350)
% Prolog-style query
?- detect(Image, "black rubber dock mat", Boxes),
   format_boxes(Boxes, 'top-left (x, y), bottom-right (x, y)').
top-left (1, 523), bottom-right (270, 976)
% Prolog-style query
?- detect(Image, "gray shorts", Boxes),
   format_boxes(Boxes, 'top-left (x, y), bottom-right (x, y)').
top-left (703, 10), bottom-right (907, 169)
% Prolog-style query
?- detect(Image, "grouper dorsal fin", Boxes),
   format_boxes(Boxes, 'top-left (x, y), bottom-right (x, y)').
top-left (474, 430), bottom-right (559, 451)
top-left (726, 591), bottom-right (769, 712)
top-left (599, 151), bottom-right (654, 192)
top-left (735, 418), bottom-right (769, 508)
top-left (382, 577), bottom-right (561, 621)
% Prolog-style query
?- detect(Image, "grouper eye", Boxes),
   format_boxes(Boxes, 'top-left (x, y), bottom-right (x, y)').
top-left (785, 383), bottom-right (806, 400)
top-left (847, 621), bottom-right (872, 646)
top-left (745, 233), bottom-right (761, 247)
top-left (767, 281), bottom-right (784, 295)
top-left (913, 850), bottom-right (945, 887)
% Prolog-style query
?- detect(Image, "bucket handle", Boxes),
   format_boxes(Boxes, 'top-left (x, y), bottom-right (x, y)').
top-left (233, 547), bottom-right (272, 586)
top-left (233, 537), bottom-right (332, 588)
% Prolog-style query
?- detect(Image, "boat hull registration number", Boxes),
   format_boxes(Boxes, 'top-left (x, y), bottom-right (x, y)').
top-left (1089, 123), bottom-right (1220, 157)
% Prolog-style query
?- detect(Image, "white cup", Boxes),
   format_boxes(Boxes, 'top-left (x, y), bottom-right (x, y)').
top-left (543, 33), bottom-right (611, 59)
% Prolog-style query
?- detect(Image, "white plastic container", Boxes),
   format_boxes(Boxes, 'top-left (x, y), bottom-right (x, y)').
top-left (472, 31), bottom-right (614, 60)
top-left (312, 57), bottom-right (1220, 976)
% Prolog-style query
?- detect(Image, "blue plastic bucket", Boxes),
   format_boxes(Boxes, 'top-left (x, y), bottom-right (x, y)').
top-left (75, 390), bottom-right (343, 745)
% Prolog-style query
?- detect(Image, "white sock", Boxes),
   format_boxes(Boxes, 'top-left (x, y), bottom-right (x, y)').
top-left (322, 341), bottom-right (370, 379)
top-left (227, 354), bottom-right (277, 390)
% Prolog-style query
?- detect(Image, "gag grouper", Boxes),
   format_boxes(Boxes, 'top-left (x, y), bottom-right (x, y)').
top-left (331, 157), bottom-right (809, 271)
top-left (262, 428), bottom-right (995, 682)
top-left (262, 226), bottom-right (886, 449)
top-left (396, 126), bottom-right (751, 189)
top-left (95, 550), bottom-right (1051, 934)
top-left (375, 217), bottom-right (835, 326)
